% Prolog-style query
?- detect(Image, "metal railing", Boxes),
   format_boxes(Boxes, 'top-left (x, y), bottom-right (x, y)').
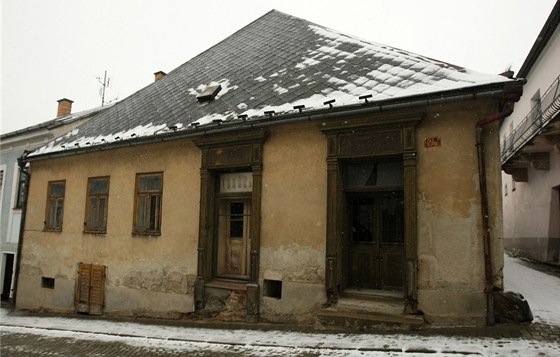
top-left (501, 74), bottom-right (560, 164)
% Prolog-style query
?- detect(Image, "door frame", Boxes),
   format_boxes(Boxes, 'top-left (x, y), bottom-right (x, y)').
top-left (193, 129), bottom-right (268, 320)
top-left (320, 113), bottom-right (421, 313)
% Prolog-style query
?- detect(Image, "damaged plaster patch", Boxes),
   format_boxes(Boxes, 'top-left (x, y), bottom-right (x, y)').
top-left (121, 267), bottom-right (194, 294)
top-left (260, 244), bottom-right (324, 284)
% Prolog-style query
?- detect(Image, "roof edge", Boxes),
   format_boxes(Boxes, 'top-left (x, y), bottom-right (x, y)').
top-left (25, 79), bottom-right (519, 162)
top-left (517, 1), bottom-right (560, 78)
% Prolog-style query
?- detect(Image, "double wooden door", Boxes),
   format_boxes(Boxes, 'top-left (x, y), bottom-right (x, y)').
top-left (347, 191), bottom-right (405, 292)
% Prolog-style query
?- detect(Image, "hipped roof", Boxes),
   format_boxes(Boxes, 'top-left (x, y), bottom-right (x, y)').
top-left (30, 10), bottom-right (514, 158)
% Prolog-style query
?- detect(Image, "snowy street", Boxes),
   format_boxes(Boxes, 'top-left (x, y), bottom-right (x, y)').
top-left (503, 255), bottom-right (560, 326)
top-left (1, 255), bottom-right (559, 356)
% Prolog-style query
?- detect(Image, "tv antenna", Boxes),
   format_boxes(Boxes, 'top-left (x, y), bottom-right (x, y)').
top-left (96, 70), bottom-right (115, 106)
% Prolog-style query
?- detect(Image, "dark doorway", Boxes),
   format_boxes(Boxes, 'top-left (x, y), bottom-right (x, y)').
top-left (1, 254), bottom-right (14, 300)
top-left (347, 191), bottom-right (405, 292)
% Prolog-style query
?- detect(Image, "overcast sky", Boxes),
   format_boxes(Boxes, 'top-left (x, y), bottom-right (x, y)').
top-left (1, 0), bottom-right (556, 134)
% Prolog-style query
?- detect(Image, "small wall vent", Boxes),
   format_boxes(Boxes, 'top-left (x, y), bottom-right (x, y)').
top-left (197, 85), bottom-right (222, 103)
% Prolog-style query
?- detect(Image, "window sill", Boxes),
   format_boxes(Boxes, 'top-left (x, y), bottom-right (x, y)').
top-left (206, 279), bottom-right (249, 291)
top-left (132, 232), bottom-right (161, 237)
top-left (83, 231), bottom-right (106, 236)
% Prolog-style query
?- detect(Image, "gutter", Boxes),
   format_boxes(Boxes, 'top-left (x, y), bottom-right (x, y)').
top-left (475, 83), bottom-right (523, 326)
top-left (26, 82), bottom-right (519, 162)
top-left (11, 150), bottom-right (31, 309)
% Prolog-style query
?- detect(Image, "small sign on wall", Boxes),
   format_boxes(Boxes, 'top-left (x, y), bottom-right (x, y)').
top-left (424, 137), bottom-right (441, 148)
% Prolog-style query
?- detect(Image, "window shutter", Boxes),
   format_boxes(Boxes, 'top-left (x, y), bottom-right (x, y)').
top-left (75, 263), bottom-right (106, 315)
top-left (89, 264), bottom-right (106, 315)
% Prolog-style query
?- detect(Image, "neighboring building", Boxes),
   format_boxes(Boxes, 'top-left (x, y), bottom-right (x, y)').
top-left (501, 1), bottom-right (560, 264)
top-left (0, 100), bottom-right (109, 301)
top-left (16, 11), bottom-right (523, 327)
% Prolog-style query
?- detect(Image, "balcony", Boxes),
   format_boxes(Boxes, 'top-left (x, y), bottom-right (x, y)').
top-left (501, 75), bottom-right (560, 181)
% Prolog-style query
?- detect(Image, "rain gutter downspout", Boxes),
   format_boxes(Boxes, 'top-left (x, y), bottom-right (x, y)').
top-left (11, 150), bottom-right (31, 309)
top-left (475, 82), bottom-right (522, 326)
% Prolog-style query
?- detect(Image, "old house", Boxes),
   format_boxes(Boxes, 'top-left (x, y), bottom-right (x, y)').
top-left (1, 99), bottom-right (109, 302)
top-left (501, 1), bottom-right (560, 264)
top-left (15, 10), bottom-right (523, 327)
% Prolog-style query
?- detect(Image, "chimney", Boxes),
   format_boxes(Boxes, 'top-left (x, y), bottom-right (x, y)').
top-left (56, 98), bottom-right (74, 117)
top-left (154, 71), bottom-right (166, 81)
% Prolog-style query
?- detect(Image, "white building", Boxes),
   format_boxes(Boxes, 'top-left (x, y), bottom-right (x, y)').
top-left (0, 100), bottom-right (109, 301)
top-left (500, 1), bottom-right (560, 264)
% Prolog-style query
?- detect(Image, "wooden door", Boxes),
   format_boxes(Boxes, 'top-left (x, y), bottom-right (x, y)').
top-left (348, 192), bottom-right (404, 291)
top-left (217, 199), bottom-right (251, 278)
top-left (76, 263), bottom-right (106, 315)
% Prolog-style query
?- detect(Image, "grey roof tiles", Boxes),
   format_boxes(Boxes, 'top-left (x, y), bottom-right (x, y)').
top-left (31, 10), bottom-right (512, 157)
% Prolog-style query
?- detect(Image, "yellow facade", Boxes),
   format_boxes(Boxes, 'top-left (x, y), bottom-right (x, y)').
top-left (17, 98), bottom-right (505, 326)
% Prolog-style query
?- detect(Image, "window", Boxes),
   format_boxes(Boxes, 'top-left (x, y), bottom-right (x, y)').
top-left (133, 173), bottom-right (163, 235)
top-left (41, 277), bottom-right (55, 289)
top-left (14, 168), bottom-right (26, 209)
top-left (84, 177), bottom-right (109, 233)
top-left (0, 168), bottom-right (4, 210)
top-left (45, 180), bottom-right (65, 231)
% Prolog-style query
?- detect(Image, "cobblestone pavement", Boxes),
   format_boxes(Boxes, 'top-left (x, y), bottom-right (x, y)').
top-left (1, 330), bottom-right (248, 357)
top-left (2, 320), bottom-right (560, 356)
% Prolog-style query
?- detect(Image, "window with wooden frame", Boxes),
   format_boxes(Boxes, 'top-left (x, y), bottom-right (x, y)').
top-left (133, 173), bottom-right (163, 235)
top-left (14, 167), bottom-right (27, 209)
top-left (84, 177), bottom-right (110, 233)
top-left (45, 180), bottom-right (65, 231)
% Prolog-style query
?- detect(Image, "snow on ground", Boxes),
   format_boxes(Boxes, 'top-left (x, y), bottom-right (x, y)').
top-left (503, 255), bottom-right (560, 325)
top-left (1, 318), bottom-right (558, 357)
top-left (1, 256), bottom-right (559, 356)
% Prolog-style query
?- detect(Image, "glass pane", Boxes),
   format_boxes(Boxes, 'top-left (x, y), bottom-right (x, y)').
top-left (55, 199), bottom-right (63, 228)
top-left (149, 195), bottom-right (160, 230)
top-left (344, 161), bottom-right (402, 188)
top-left (87, 198), bottom-right (98, 228)
top-left (381, 192), bottom-right (404, 244)
top-left (139, 175), bottom-right (162, 191)
top-left (230, 202), bottom-right (244, 215)
top-left (136, 195), bottom-right (148, 232)
top-left (229, 202), bottom-right (244, 238)
top-left (98, 198), bottom-right (106, 229)
top-left (376, 162), bottom-right (403, 186)
top-left (48, 198), bottom-right (57, 227)
top-left (50, 182), bottom-right (65, 196)
top-left (352, 199), bottom-right (374, 242)
top-left (89, 178), bottom-right (108, 194)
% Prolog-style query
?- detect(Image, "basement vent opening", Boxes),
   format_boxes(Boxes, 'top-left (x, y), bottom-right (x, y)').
top-left (42, 277), bottom-right (55, 289)
top-left (263, 279), bottom-right (282, 299)
top-left (197, 85), bottom-right (222, 103)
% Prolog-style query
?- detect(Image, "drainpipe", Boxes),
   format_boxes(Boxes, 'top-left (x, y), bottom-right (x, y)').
top-left (475, 83), bottom-right (522, 326)
top-left (11, 150), bottom-right (31, 309)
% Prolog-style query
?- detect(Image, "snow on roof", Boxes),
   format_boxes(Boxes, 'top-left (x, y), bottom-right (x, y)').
top-left (29, 10), bottom-right (512, 158)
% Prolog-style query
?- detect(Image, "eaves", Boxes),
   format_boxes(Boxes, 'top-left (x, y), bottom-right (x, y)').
top-left (24, 80), bottom-right (521, 163)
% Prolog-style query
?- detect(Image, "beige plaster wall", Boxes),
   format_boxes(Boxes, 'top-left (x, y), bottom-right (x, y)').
top-left (17, 98), bottom-right (506, 326)
top-left (18, 140), bottom-right (200, 318)
top-left (260, 121), bottom-right (328, 322)
top-left (416, 98), bottom-right (504, 325)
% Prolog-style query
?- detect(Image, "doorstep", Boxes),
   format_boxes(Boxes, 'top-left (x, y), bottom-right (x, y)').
top-left (316, 294), bottom-right (425, 331)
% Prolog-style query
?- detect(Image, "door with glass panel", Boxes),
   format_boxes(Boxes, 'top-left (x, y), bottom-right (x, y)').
top-left (217, 198), bottom-right (252, 279)
top-left (348, 192), bottom-right (404, 291)
top-left (344, 159), bottom-right (405, 292)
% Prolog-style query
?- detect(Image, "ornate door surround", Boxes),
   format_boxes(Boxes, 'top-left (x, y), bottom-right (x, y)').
top-left (320, 113), bottom-right (421, 313)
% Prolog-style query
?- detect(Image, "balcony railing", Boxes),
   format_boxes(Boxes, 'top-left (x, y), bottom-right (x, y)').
top-left (501, 74), bottom-right (560, 164)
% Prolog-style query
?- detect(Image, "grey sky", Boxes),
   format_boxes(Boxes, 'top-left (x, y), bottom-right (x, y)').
top-left (1, 0), bottom-right (556, 134)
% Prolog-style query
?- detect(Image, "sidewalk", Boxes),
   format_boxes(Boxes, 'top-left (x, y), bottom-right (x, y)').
top-left (1, 255), bottom-right (559, 356)
top-left (1, 302), bottom-right (559, 355)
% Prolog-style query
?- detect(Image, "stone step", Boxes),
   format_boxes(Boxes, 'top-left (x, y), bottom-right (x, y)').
top-left (316, 297), bottom-right (425, 331)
